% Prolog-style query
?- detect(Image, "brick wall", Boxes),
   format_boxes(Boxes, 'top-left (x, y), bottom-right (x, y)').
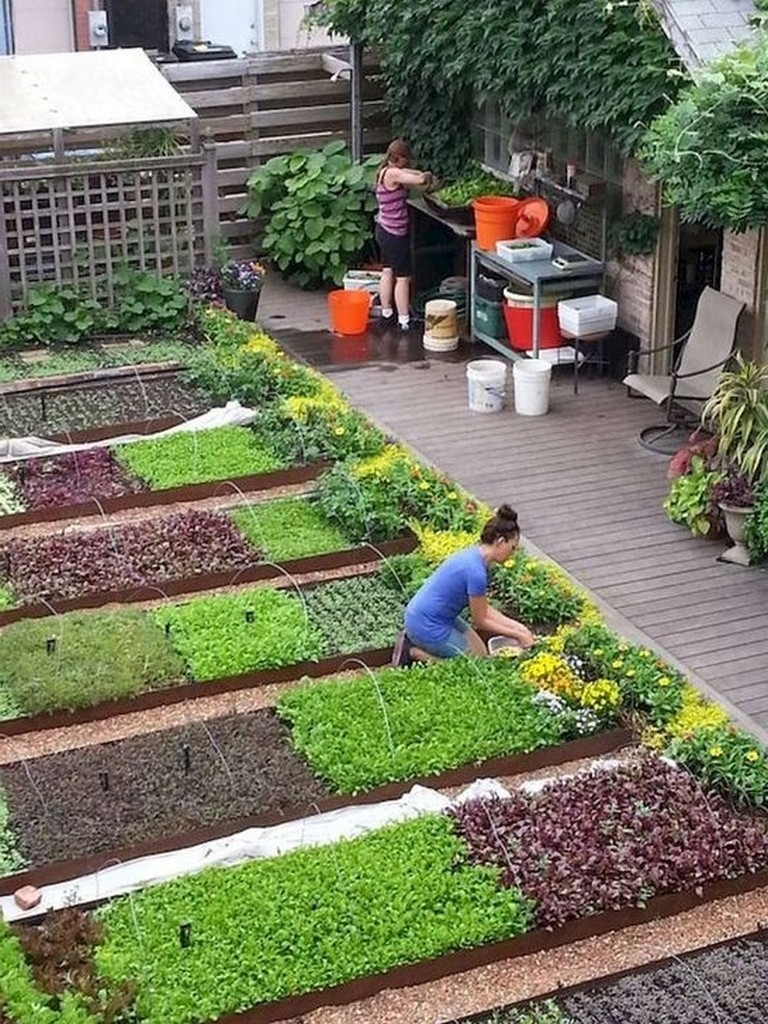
top-left (604, 157), bottom-right (657, 344)
top-left (719, 229), bottom-right (762, 358)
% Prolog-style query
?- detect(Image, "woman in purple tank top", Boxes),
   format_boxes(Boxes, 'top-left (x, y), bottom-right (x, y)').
top-left (375, 139), bottom-right (435, 331)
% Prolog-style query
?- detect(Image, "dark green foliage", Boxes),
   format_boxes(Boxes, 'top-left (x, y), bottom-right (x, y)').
top-left (278, 657), bottom-right (564, 792)
top-left (642, 41), bottom-right (768, 230)
top-left (315, 1), bottom-right (683, 175)
top-left (303, 574), bottom-right (407, 655)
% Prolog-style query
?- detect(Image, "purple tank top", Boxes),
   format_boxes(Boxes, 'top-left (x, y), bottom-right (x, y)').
top-left (376, 169), bottom-right (409, 237)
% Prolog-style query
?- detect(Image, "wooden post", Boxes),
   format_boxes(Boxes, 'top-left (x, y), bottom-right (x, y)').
top-left (350, 41), bottom-right (364, 164)
top-left (0, 190), bottom-right (11, 321)
top-left (201, 137), bottom-right (218, 264)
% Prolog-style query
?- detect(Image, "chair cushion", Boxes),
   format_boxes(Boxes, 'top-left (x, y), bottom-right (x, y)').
top-left (622, 373), bottom-right (671, 405)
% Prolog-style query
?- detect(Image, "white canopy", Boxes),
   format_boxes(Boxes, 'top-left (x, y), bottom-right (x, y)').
top-left (0, 48), bottom-right (197, 136)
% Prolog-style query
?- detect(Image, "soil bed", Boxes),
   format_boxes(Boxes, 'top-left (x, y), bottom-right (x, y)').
top-left (0, 377), bottom-right (209, 437)
top-left (0, 708), bottom-right (328, 868)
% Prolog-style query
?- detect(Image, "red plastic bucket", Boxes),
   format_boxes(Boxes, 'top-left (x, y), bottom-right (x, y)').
top-left (472, 196), bottom-right (520, 251)
top-left (328, 289), bottom-right (371, 335)
top-left (502, 288), bottom-right (562, 350)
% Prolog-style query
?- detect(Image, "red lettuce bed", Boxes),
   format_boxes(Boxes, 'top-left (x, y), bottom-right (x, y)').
top-left (7, 450), bottom-right (143, 509)
top-left (1, 509), bottom-right (261, 604)
top-left (450, 756), bottom-right (768, 928)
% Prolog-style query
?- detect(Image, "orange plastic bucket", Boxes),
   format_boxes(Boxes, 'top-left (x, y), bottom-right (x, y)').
top-left (328, 289), bottom-right (371, 335)
top-left (472, 196), bottom-right (520, 251)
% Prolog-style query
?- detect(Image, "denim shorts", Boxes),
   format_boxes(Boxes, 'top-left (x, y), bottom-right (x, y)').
top-left (409, 617), bottom-right (470, 659)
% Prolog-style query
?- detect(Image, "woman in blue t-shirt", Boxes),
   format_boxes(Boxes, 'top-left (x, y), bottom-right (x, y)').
top-left (394, 505), bottom-right (534, 664)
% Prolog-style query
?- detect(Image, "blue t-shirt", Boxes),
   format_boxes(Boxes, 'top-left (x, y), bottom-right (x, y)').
top-left (404, 546), bottom-right (487, 644)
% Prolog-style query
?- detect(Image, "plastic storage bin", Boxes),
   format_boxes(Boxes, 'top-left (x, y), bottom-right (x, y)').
top-left (343, 269), bottom-right (383, 294)
top-left (495, 237), bottom-right (553, 264)
top-left (475, 273), bottom-right (507, 302)
top-left (557, 294), bottom-right (618, 336)
top-left (474, 295), bottom-right (506, 339)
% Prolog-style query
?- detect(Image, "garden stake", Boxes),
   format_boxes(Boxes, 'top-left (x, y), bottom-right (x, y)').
top-left (164, 622), bottom-right (172, 638)
top-left (46, 636), bottom-right (57, 655)
top-left (182, 743), bottom-right (191, 774)
top-left (99, 770), bottom-right (110, 792)
top-left (179, 921), bottom-right (192, 948)
top-left (245, 608), bottom-right (255, 623)
top-left (40, 391), bottom-right (47, 421)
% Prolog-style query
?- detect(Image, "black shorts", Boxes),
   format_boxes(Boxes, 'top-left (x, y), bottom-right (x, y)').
top-left (375, 223), bottom-right (412, 277)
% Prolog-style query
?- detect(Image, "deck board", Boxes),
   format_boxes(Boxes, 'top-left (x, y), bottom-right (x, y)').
top-left (273, 324), bottom-right (768, 741)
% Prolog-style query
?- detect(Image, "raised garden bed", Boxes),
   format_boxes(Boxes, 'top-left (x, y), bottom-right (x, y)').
top-left (5, 756), bottom-right (768, 1024)
top-left (0, 376), bottom-right (209, 437)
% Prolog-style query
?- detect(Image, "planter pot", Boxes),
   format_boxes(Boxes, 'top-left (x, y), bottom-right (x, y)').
top-left (718, 502), bottom-right (754, 566)
top-left (223, 286), bottom-right (262, 321)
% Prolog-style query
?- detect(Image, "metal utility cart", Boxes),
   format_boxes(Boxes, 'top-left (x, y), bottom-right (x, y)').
top-left (470, 240), bottom-right (604, 390)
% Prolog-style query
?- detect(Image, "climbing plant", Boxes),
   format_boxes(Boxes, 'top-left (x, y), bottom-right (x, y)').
top-left (313, 0), bottom-right (685, 178)
top-left (641, 37), bottom-right (768, 231)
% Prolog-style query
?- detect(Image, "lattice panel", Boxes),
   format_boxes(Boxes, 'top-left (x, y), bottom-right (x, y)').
top-left (0, 155), bottom-right (207, 312)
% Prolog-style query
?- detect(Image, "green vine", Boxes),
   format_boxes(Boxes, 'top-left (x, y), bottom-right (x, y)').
top-left (608, 211), bottom-right (660, 258)
top-left (641, 36), bottom-right (768, 230)
top-left (314, 1), bottom-right (685, 177)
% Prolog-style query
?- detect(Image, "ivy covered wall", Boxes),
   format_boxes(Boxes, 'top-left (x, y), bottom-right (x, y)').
top-left (316, 0), bottom-right (686, 178)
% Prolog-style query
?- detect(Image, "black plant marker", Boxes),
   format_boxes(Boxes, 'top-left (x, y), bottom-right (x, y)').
top-left (46, 636), bottom-right (57, 655)
top-left (182, 743), bottom-right (191, 774)
top-left (40, 391), bottom-right (47, 421)
top-left (99, 770), bottom-right (110, 792)
top-left (179, 921), bottom-right (192, 948)
top-left (245, 608), bottom-right (255, 623)
top-left (164, 621), bottom-right (172, 638)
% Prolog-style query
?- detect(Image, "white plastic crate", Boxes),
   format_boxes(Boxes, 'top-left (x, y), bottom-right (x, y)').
top-left (495, 237), bottom-right (553, 264)
top-left (557, 294), bottom-right (617, 334)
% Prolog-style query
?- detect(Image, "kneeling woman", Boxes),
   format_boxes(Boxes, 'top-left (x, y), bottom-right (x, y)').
top-left (400, 505), bottom-right (534, 661)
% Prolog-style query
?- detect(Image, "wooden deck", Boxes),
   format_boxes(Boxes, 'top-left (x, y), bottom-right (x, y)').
top-left (261, 280), bottom-right (768, 742)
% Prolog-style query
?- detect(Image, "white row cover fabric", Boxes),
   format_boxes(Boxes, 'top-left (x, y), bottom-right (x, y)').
top-left (0, 401), bottom-right (257, 463)
top-left (1, 779), bottom-right (510, 922)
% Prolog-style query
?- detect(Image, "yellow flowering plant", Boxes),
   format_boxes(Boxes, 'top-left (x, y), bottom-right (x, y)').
top-left (489, 552), bottom-right (587, 630)
top-left (666, 724), bottom-right (768, 807)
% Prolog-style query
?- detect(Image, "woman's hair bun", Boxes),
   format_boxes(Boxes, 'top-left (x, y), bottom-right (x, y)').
top-left (496, 504), bottom-right (518, 524)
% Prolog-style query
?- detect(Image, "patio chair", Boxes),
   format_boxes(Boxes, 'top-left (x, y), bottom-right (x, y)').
top-left (623, 286), bottom-right (745, 453)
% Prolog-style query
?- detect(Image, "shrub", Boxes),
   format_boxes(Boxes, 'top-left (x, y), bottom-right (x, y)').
top-left (114, 426), bottom-right (284, 489)
top-left (489, 553), bottom-right (587, 628)
top-left (278, 657), bottom-right (564, 793)
top-left (153, 588), bottom-right (324, 680)
top-left (667, 724), bottom-right (768, 807)
top-left (0, 611), bottom-right (186, 715)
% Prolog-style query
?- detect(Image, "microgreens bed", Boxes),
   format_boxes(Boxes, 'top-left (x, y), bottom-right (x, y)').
top-left (302, 573), bottom-right (407, 655)
top-left (94, 815), bottom-right (531, 1024)
top-left (278, 657), bottom-right (566, 792)
top-left (7, 449), bottom-right (143, 509)
top-left (114, 426), bottom-right (285, 489)
top-left (1, 509), bottom-right (260, 605)
top-left (229, 497), bottom-right (351, 561)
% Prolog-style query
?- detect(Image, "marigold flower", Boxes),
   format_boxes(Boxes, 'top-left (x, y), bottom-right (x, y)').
top-left (746, 750), bottom-right (761, 763)
top-left (709, 746), bottom-right (723, 758)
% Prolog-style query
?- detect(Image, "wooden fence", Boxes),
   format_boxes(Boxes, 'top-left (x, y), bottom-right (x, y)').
top-left (0, 146), bottom-right (217, 319)
top-left (161, 47), bottom-right (388, 259)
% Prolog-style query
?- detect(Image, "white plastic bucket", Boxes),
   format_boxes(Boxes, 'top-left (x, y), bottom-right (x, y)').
top-left (423, 332), bottom-right (459, 352)
top-left (466, 359), bottom-right (507, 413)
top-left (513, 359), bottom-right (552, 416)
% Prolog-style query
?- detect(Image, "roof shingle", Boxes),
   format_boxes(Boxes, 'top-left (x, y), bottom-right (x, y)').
top-left (651, 0), bottom-right (757, 70)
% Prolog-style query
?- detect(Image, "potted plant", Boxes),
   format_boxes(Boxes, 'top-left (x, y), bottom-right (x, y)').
top-left (220, 259), bottom-right (268, 321)
top-left (701, 355), bottom-right (768, 565)
top-left (709, 468), bottom-right (755, 565)
top-left (663, 430), bottom-right (723, 538)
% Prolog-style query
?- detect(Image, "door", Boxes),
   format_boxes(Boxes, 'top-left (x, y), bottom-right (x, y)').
top-left (106, 0), bottom-right (169, 52)
top-left (200, 0), bottom-right (261, 54)
top-left (674, 221), bottom-right (723, 339)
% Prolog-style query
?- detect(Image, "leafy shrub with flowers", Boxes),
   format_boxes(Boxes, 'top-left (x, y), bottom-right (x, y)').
top-left (263, 393), bottom-right (385, 464)
top-left (667, 725), bottom-right (768, 808)
top-left (489, 553), bottom-right (589, 628)
top-left (642, 684), bottom-right (730, 750)
top-left (317, 446), bottom-right (485, 542)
